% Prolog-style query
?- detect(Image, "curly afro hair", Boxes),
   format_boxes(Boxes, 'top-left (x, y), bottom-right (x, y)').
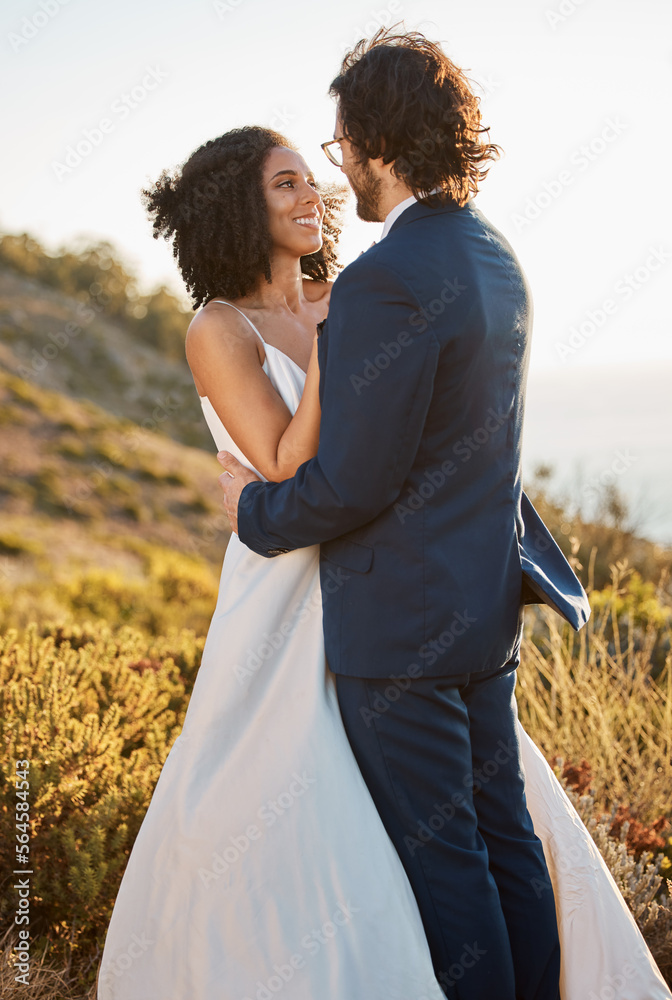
top-left (142, 126), bottom-right (346, 309)
top-left (330, 27), bottom-right (502, 207)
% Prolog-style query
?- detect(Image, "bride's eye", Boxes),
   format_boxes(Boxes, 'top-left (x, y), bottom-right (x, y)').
top-left (277, 179), bottom-right (319, 190)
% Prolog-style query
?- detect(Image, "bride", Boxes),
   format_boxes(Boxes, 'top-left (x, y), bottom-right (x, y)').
top-left (96, 126), bottom-right (670, 1000)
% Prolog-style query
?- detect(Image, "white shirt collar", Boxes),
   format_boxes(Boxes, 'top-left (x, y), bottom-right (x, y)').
top-left (380, 194), bottom-right (419, 241)
top-left (379, 187), bottom-right (442, 241)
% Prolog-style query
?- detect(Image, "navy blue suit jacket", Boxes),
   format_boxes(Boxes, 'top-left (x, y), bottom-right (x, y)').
top-left (237, 199), bottom-right (590, 678)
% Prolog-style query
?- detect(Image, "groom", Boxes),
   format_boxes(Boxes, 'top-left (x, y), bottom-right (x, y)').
top-left (218, 28), bottom-right (589, 1000)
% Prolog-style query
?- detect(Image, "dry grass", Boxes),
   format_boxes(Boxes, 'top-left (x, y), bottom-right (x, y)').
top-left (518, 565), bottom-right (671, 822)
top-left (0, 925), bottom-right (97, 1000)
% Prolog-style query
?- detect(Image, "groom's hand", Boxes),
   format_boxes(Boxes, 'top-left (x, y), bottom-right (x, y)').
top-left (217, 451), bottom-right (261, 535)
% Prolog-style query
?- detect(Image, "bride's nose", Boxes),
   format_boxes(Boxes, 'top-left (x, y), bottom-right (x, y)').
top-left (300, 181), bottom-right (321, 207)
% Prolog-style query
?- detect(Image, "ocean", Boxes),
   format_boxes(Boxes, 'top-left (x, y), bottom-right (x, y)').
top-left (522, 361), bottom-right (672, 546)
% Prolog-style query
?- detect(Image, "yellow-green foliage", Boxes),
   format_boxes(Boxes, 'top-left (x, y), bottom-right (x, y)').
top-left (0, 622), bottom-right (204, 983)
top-left (0, 539), bottom-right (221, 637)
top-left (589, 568), bottom-right (671, 634)
top-left (0, 532), bottom-right (44, 558)
top-left (0, 565), bottom-right (670, 995)
top-left (62, 550), bottom-right (220, 635)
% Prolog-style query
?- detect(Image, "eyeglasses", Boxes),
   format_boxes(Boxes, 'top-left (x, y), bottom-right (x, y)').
top-left (321, 137), bottom-right (344, 167)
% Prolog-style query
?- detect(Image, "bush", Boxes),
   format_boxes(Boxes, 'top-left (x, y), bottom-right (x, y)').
top-left (0, 556), bottom-right (670, 995)
top-left (526, 466), bottom-right (671, 592)
top-left (0, 533), bottom-right (44, 558)
top-left (0, 232), bottom-right (192, 355)
top-left (0, 623), bottom-right (204, 990)
top-left (565, 786), bottom-right (672, 984)
top-left (518, 568), bottom-right (672, 822)
top-left (0, 548), bottom-right (220, 637)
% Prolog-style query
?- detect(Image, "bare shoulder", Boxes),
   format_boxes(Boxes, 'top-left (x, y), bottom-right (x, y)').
top-left (186, 300), bottom-right (261, 356)
top-left (185, 301), bottom-right (265, 398)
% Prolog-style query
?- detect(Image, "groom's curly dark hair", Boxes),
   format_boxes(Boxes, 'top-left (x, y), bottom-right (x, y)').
top-left (142, 127), bottom-right (346, 309)
top-left (330, 27), bottom-right (502, 207)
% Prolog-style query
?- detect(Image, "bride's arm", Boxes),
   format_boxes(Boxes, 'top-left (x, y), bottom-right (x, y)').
top-left (274, 332), bottom-right (320, 478)
top-left (185, 309), bottom-right (321, 483)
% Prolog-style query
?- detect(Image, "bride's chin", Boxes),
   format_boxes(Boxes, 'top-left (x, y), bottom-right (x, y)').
top-left (272, 231), bottom-right (323, 257)
top-left (293, 236), bottom-right (323, 255)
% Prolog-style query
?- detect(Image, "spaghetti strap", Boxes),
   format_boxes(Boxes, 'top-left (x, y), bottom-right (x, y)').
top-left (211, 300), bottom-right (266, 345)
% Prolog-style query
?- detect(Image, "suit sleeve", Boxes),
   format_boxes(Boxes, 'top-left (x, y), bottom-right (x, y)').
top-left (237, 256), bottom-right (440, 556)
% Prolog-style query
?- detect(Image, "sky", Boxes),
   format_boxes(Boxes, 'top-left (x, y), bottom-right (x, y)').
top-left (2, 0), bottom-right (670, 374)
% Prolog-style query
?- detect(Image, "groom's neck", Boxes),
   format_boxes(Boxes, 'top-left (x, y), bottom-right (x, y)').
top-left (374, 168), bottom-right (416, 224)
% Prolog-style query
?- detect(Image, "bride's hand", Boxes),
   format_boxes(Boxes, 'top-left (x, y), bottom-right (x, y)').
top-left (217, 452), bottom-right (261, 535)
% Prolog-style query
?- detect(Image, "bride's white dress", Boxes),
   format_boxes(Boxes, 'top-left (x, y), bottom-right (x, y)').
top-left (97, 303), bottom-right (670, 1000)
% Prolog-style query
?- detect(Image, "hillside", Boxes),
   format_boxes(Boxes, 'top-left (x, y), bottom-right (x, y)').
top-left (0, 367), bottom-right (229, 631)
top-left (0, 266), bottom-right (210, 450)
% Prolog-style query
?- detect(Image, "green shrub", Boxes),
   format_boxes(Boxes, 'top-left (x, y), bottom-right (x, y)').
top-left (0, 548), bottom-right (220, 638)
top-left (0, 622), bottom-right (205, 990)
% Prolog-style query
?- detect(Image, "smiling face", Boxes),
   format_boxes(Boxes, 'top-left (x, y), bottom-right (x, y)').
top-left (262, 147), bottom-right (325, 257)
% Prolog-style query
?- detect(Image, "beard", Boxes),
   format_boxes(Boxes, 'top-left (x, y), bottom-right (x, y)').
top-left (348, 158), bottom-right (383, 223)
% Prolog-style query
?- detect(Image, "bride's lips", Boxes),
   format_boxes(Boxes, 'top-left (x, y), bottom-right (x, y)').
top-left (293, 214), bottom-right (322, 230)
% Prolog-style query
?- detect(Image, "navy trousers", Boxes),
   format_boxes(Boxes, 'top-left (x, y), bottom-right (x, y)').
top-left (334, 649), bottom-right (561, 1000)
